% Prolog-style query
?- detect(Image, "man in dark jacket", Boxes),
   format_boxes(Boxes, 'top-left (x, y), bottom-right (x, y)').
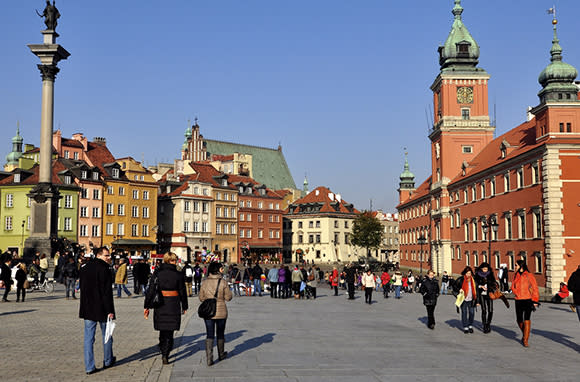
top-left (344, 263), bottom-right (357, 300)
top-left (252, 263), bottom-right (263, 296)
top-left (1, 253), bottom-right (13, 301)
top-left (79, 247), bottom-right (116, 374)
top-left (567, 264), bottom-right (580, 322)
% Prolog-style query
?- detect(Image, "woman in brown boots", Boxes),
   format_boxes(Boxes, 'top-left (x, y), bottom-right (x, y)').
top-left (511, 259), bottom-right (539, 347)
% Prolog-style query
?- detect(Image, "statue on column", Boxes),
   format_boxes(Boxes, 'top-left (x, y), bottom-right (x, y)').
top-left (36, 1), bottom-right (60, 31)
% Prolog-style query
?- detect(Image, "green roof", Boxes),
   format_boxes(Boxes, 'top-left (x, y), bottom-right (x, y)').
top-left (204, 139), bottom-right (296, 190)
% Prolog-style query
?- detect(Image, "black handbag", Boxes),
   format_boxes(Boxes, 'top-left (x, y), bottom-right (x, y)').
top-left (145, 273), bottom-right (164, 309)
top-left (198, 278), bottom-right (221, 319)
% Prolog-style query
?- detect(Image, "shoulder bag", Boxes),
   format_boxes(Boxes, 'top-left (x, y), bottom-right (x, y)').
top-left (145, 273), bottom-right (164, 309)
top-left (198, 278), bottom-right (221, 319)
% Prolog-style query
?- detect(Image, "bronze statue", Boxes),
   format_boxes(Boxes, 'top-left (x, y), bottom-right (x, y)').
top-left (36, 1), bottom-right (60, 31)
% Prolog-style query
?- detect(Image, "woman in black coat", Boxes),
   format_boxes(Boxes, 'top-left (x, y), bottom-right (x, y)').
top-left (419, 269), bottom-right (439, 329)
top-left (144, 252), bottom-right (188, 365)
top-left (474, 262), bottom-right (497, 333)
top-left (16, 263), bottom-right (28, 302)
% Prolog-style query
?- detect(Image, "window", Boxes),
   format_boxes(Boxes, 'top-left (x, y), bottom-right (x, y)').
top-left (268, 215), bottom-right (273, 223)
top-left (464, 221), bottom-right (469, 241)
top-left (224, 224), bottom-right (229, 234)
top-left (231, 208), bottom-right (236, 218)
top-left (308, 234), bottom-right (314, 243)
top-left (316, 221), bottom-right (321, 228)
top-left (269, 203), bottom-right (274, 209)
top-left (216, 192), bottom-right (221, 200)
top-left (566, 122), bottom-right (572, 133)
top-left (298, 221), bottom-right (303, 229)
top-left (466, 251), bottom-right (470, 266)
top-left (202, 222), bottom-right (208, 232)
top-left (231, 224), bottom-right (236, 235)
top-left (247, 201), bottom-right (252, 208)
top-left (5, 216), bottom-right (13, 230)
top-left (462, 146), bottom-right (473, 154)
top-left (247, 214), bottom-right (252, 222)
top-left (224, 208), bottom-right (229, 218)
top-left (258, 201), bottom-right (263, 209)
top-left (106, 223), bottom-right (113, 235)
top-left (269, 230), bottom-right (273, 239)
top-left (258, 229), bottom-right (263, 238)
top-left (142, 207), bottom-right (149, 218)
top-left (92, 207), bottom-right (100, 218)
top-left (193, 222), bottom-right (199, 232)
top-left (309, 221), bottom-right (313, 228)
top-left (93, 189), bottom-right (101, 200)
top-left (141, 224), bottom-right (148, 236)
top-left (240, 213), bottom-right (245, 221)
top-left (107, 186), bottom-right (114, 195)
top-left (473, 252), bottom-right (478, 267)
top-left (494, 252), bottom-right (500, 269)
top-left (508, 252), bottom-right (515, 270)
top-left (239, 201), bottom-right (244, 208)
top-left (461, 108), bottom-right (470, 120)
top-left (119, 187), bottom-right (125, 196)
top-left (202, 188), bottom-right (208, 196)
top-left (532, 164), bottom-right (539, 184)
top-left (490, 177), bottom-right (496, 196)
top-left (117, 223), bottom-right (125, 235)
top-left (184, 201), bottom-right (191, 212)
top-left (81, 188), bottom-right (89, 199)
top-left (112, 168), bottom-right (119, 178)
top-left (472, 220), bottom-right (478, 241)
top-left (64, 217), bottom-right (72, 231)
top-left (81, 170), bottom-right (87, 179)
top-left (118, 204), bottom-right (125, 216)
top-left (216, 207), bottom-right (221, 218)
top-left (73, 152), bottom-right (79, 160)
top-left (106, 203), bottom-right (114, 215)
top-left (193, 186), bottom-right (199, 195)
top-left (457, 246), bottom-right (462, 260)
top-left (80, 225), bottom-right (89, 237)
top-left (463, 189), bottom-right (468, 203)
top-left (455, 211), bottom-right (460, 228)
top-left (133, 190), bottom-right (139, 199)
top-left (240, 230), bottom-right (245, 238)
top-left (298, 234), bottom-right (303, 243)
top-left (131, 224), bottom-right (138, 236)
top-left (316, 234), bottom-right (321, 243)
top-left (80, 206), bottom-right (88, 218)
top-left (344, 233), bottom-right (350, 244)
top-left (64, 150), bottom-right (69, 159)
top-left (64, 195), bottom-right (73, 209)
top-left (534, 252), bottom-right (542, 274)
top-left (93, 172), bottom-right (99, 181)
top-left (450, 213), bottom-right (455, 228)
top-left (560, 123), bottom-right (564, 132)
top-left (533, 209), bottom-right (541, 238)
top-left (184, 221), bottom-right (190, 232)
top-left (202, 202), bottom-right (208, 213)
top-left (518, 212), bottom-right (526, 239)
top-left (505, 213), bottom-right (512, 239)
top-left (132, 206), bottom-right (139, 218)
top-left (246, 229), bottom-right (252, 238)
top-left (471, 187), bottom-right (476, 202)
top-left (504, 173), bottom-right (510, 192)
top-left (143, 191), bottom-right (149, 200)
top-left (92, 225), bottom-right (99, 237)
top-left (344, 221), bottom-right (349, 229)
top-left (193, 201), bottom-right (199, 212)
top-left (517, 168), bottom-right (524, 188)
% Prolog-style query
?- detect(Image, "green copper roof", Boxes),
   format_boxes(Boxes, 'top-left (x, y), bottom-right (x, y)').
top-left (204, 139), bottom-right (297, 190)
top-left (185, 126), bottom-right (192, 139)
top-left (5, 126), bottom-right (23, 165)
top-left (12, 127), bottom-right (23, 144)
top-left (439, 0), bottom-right (480, 71)
top-left (399, 153), bottom-right (415, 189)
top-left (538, 20), bottom-right (578, 100)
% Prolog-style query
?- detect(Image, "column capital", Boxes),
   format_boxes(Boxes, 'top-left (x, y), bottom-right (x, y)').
top-left (37, 64), bottom-right (60, 81)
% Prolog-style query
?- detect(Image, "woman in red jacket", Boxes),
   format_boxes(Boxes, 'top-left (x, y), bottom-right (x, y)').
top-left (330, 267), bottom-right (339, 296)
top-left (512, 259), bottom-right (539, 347)
top-left (380, 270), bottom-right (391, 298)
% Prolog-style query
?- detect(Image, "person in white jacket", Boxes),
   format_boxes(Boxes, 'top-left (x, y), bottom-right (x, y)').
top-left (361, 269), bottom-right (376, 305)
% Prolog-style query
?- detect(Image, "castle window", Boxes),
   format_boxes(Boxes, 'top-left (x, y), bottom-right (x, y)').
top-left (461, 108), bottom-right (470, 120)
top-left (462, 146), bottom-right (473, 154)
top-left (560, 123), bottom-right (564, 132)
top-left (567, 123), bottom-right (572, 132)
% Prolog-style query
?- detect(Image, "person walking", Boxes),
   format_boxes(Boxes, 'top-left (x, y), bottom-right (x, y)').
top-left (453, 266), bottom-right (477, 334)
top-left (392, 270), bottom-right (403, 299)
top-left (330, 267), bottom-right (339, 296)
top-left (192, 263), bottom-right (203, 295)
top-left (498, 264), bottom-right (509, 292)
top-left (277, 266), bottom-right (286, 298)
top-left (63, 256), bottom-right (79, 300)
top-left (199, 262), bottom-right (233, 366)
top-left (512, 260), bottom-right (539, 347)
top-left (230, 264), bottom-right (242, 297)
top-left (291, 265), bottom-right (303, 299)
top-left (79, 247), bottom-right (116, 375)
top-left (267, 265), bottom-right (279, 298)
top-left (419, 270), bottom-right (439, 329)
top-left (344, 264), bottom-right (356, 300)
top-left (114, 258), bottom-right (132, 298)
top-left (567, 264), bottom-right (580, 320)
top-left (144, 252), bottom-right (188, 364)
top-left (440, 271), bottom-right (450, 295)
top-left (408, 272), bottom-right (415, 293)
top-left (15, 263), bottom-right (28, 303)
top-left (362, 269), bottom-right (376, 304)
top-left (182, 261), bottom-right (194, 297)
top-left (1, 253), bottom-right (13, 302)
top-left (39, 253), bottom-right (49, 284)
top-left (474, 262), bottom-right (497, 333)
top-left (306, 267), bottom-right (319, 299)
top-left (252, 263), bottom-right (263, 297)
top-left (380, 269), bottom-right (391, 298)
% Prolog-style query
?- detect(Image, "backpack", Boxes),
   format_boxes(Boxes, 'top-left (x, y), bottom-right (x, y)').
top-left (194, 267), bottom-right (202, 277)
top-left (185, 267), bottom-right (193, 278)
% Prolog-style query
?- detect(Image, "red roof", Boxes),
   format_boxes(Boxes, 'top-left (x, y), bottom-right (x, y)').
top-left (290, 186), bottom-right (359, 214)
top-left (61, 138), bottom-right (84, 148)
top-left (84, 142), bottom-right (117, 173)
top-left (0, 159), bottom-right (77, 186)
top-left (211, 154), bottom-right (234, 161)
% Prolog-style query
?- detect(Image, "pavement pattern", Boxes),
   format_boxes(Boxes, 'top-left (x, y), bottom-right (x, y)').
top-left (1, 283), bottom-right (578, 382)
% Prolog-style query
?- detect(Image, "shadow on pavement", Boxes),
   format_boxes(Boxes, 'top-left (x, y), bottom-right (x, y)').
top-left (531, 328), bottom-right (580, 353)
top-left (0, 309), bottom-right (37, 316)
top-left (417, 317), bottom-right (428, 325)
top-left (230, 333), bottom-right (275, 357)
top-left (490, 324), bottom-right (519, 343)
top-left (171, 330), bottom-right (247, 362)
top-left (444, 318), bottom-right (484, 332)
top-left (548, 305), bottom-right (574, 313)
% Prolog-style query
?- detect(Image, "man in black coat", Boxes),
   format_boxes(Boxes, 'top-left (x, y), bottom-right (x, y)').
top-left (1, 253), bottom-right (14, 302)
top-left (79, 247), bottom-right (116, 374)
top-left (252, 263), bottom-right (263, 296)
top-left (344, 263), bottom-right (357, 300)
top-left (567, 264), bottom-right (580, 322)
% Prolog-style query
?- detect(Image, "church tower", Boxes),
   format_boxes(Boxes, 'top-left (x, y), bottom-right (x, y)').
top-left (429, 0), bottom-right (494, 185)
top-left (398, 152), bottom-right (416, 204)
top-left (4, 124), bottom-right (24, 172)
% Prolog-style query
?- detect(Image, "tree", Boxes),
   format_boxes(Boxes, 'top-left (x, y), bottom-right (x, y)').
top-left (350, 211), bottom-right (383, 259)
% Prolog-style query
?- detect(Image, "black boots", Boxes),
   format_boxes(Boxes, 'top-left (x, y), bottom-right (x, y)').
top-left (205, 339), bottom-right (214, 366)
top-left (217, 339), bottom-right (227, 361)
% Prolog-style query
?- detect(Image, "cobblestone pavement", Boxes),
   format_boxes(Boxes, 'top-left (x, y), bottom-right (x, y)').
top-left (1, 285), bottom-right (579, 381)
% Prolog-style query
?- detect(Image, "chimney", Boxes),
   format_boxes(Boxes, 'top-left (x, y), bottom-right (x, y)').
top-left (52, 129), bottom-right (62, 154)
top-left (93, 137), bottom-right (107, 146)
top-left (72, 133), bottom-right (88, 151)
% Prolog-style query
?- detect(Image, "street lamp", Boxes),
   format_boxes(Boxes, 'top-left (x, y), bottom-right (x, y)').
top-left (482, 217), bottom-right (499, 261)
top-left (21, 220), bottom-right (26, 256)
top-left (418, 235), bottom-right (427, 276)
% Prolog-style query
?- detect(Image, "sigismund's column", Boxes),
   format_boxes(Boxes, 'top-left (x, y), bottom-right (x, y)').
top-left (25, 2), bottom-right (70, 257)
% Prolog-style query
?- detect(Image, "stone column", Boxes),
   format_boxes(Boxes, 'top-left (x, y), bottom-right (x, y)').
top-left (24, 30), bottom-right (70, 258)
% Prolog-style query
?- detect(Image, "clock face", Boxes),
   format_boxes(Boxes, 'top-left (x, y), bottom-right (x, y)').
top-left (457, 86), bottom-right (474, 104)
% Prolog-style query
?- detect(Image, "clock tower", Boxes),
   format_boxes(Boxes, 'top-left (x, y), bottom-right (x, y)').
top-left (429, 0), bottom-right (495, 185)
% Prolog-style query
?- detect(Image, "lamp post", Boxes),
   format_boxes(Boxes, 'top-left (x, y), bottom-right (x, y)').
top-left (418, 235), bottom-right (427, 276)
top-left (482, 217), bottom-right (499, 261)
top-left (20, 220), bottom-right (26, 256)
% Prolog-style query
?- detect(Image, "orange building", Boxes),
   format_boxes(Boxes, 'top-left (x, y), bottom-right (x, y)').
top-left (397, 2), bottom-right (580, 293)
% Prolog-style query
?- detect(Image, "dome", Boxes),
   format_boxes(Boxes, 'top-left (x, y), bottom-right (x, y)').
top-left (438, 0), bottom-right (480, 70)
top-left (184, 126), bottom-right (192, 139)
top-left (12, 128), bottom-right (23, 144)
top-left (5, 150), bottom-right (22, 165)
top-left (399, 154), bottom-right (415, 190)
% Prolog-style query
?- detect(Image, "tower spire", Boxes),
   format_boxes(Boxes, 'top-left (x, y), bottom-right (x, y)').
top-left (452, 0), bottom-right (463, 20)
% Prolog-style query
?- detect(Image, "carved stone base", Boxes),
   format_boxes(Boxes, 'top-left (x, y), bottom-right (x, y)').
top-left (25, 183), bottom-right (60, 260)
top-left (24, 236), bottom-right (55, 261)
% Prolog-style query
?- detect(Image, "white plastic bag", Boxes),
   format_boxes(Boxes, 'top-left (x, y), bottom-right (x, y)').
top-left (104, 316), bottom-right (116, 344)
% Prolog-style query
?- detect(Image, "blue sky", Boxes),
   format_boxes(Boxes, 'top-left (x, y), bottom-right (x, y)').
top-left (2, 1), bottom-right (579, 212)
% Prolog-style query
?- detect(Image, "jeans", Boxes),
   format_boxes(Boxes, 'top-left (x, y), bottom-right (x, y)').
top-left (116, 284), bottom-right (132, 297)
top-left (347, 283), bottom-right (355, 299)
top-left (204, 318), bottom-right (227, 339)
top-left (395, 285), bottom-right (401, 298)
top-left (232, 283), bottom-right (240, 296)
top-left (382, 284), bottom-right (389, 298)
top-left (440, 282), bottom-right (448, 295)
top-left (269, 282), bottom-right (277, 298)
top-left (84, 319), bottom-right (113, 372)
top-left (253, 279), bottom-right (262, 296)
top-left (333, 285), bottom-right (338, 296)
top-left (65, 277), bottom-right (76, 298)
top-left (461, 301), bottom-right (475, 329)
top-left (426, 304), bottom-right (436, 326)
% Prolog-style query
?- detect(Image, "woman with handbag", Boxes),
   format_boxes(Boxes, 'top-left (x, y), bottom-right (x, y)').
top-left (512, 259), bottom-right (540, 347)
top-left (453, 266), bottom-right (477, 334)
top-left (474, 262), bottom-right (496, 333)
top-left (199, 262), bottom-right (232, 366)
top-left (144, 252), bottom-right (188, 365)
top-left (419, 269), bottom-right (439, 329)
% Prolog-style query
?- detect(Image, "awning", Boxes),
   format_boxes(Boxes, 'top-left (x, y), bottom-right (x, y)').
top-left (111, 239), bottom-right (156, 246)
